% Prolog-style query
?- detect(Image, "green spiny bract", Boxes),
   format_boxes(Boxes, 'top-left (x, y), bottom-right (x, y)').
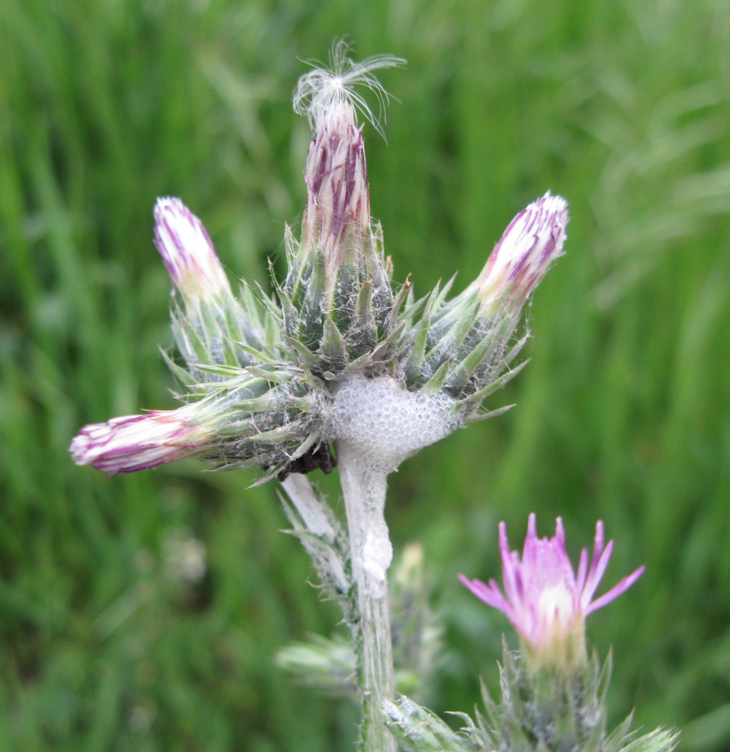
top-left (385, 645), bottom-right (679, 752)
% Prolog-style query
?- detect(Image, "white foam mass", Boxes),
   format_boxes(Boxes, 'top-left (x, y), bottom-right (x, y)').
top-left (327, 375), bottom-right (461, 474)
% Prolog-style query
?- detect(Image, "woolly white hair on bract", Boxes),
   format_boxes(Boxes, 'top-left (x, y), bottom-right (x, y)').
top-left (293, 40), bottom-right (406, 136)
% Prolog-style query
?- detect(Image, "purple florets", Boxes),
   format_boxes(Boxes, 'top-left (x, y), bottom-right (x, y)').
top-left (460, 513), bottom-right (644, 670)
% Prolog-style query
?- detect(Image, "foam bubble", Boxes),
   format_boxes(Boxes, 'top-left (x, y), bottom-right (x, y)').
top-left (327, 375), bottom-right (460, 473)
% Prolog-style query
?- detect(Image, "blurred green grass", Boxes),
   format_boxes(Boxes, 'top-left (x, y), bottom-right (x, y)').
top-left (2, 0), bottom-right (730, 749)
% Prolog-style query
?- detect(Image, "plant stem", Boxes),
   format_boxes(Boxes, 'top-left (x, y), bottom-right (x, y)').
top-left (336, 439), bottom-right (397, 752)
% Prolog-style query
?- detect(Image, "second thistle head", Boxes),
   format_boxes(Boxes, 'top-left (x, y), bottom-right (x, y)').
top-left (459, 514), bottom-right (645, 673)
top-left (283, 43), bottom-right (405, 362)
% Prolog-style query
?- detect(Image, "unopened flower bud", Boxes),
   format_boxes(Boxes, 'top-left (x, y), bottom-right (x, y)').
top-left (301, 100), bottom-right (371, 286)
top-left (70, 408), bottom-right (212, 475)
top-left (477, 192), bottom-right (568, 313)
top-left (282, 43), bottom-right (404, 360)
top-left (154, 197), bottom-right (231, 301)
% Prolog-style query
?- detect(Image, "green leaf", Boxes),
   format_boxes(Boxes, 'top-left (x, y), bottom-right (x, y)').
top-left (421, 358), bottom-right (452, 393)
top-left (322, 316), bottom-right (346, 364)
top-left (460, 359), bottom-right (529, 407)
top-left (158, 346), bottom-right (195, 386)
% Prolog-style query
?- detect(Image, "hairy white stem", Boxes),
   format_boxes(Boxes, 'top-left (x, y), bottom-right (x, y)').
top-left (280, 473), bottom-right (337, 540)
top-left (325, 374), bottom-right (459, 751)
top-left (336, 439), bottom-right (396, 752)
top-left (279, 474), bottom-right (349, 596)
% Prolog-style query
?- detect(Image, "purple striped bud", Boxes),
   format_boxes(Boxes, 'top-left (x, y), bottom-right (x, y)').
top-left (477, 192), bottom-right (568, 313)
top-left (70, 408), bottom-right (210, 476)
top-left (292, 43), bottom-right (404, 297)
top-left (154, 197), bottom-right (231, 300)
top-left (460, 514), bottom-right (644, 672)
top-left (301, 101), bottom-right (371, 286)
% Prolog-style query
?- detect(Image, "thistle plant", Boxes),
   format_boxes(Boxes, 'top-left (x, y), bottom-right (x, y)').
top-left (70, 43), bottom-right (674, 752)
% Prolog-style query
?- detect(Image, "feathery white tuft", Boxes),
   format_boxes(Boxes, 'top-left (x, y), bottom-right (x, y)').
top-left (293, 39), bottom-right (405, 137)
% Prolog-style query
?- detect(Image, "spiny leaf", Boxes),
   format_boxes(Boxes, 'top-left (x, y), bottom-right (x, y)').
top-left (287, 429), bottom-right (320, 459)
top-left (460, 359), bottom-right (529, 407)
top-left (197, 298), bottom-right (224, 354)
top-left (322, 315), bottom-right (346, 363)
top-left (397, 287), bottom-right (431, 327)
top-left (271, 274), bottom-right (299, 332)
top-left (252, 280), bottom-right (284, 324)
top-left (188, 363), bottom-right (242, 378)
top-left (502, 331), bottom-right (529, 369)
top-left (250, 422), bottom-right (311, 444)
top-left (421, 358), bottom-right (452, 393)
top-left (221, 290), bottom-right (249, 343)
top-left (404, 284), bottom-right (439, 381)
top-left (433, 273), bottom-right (457, 309)
top-left (222, 335), bottom-right (241, 367)
top-left (446, 331), bottom-right (501, 393)
top-left (287, 393), bottom-right (319, 411)
top-left (597, 649), bottom-right (613, 705)
top-left (284, 335), bottom-right (320, 369)
top-left (158, 346), bottom-right (195, 387)
top-left (385, 274), bottom-right (411, 330)
top-left (432, 294), bottom-right (480, 352)
top-left (364, 318), bottom-right (411, 364)
top-left (465, 403), bottom-right (515, 423)
top-left (238, 343), bottom-right (278, 364)
top-left (353, 279), bottom-right (374, 334)
top-left (227, 393), bottom-right (284, 413)
top-left (243, 365), bottom-right (293, 384)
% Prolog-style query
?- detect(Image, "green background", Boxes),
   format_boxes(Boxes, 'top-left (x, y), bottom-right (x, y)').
top-left (2, 0), bottom-right (730, 749)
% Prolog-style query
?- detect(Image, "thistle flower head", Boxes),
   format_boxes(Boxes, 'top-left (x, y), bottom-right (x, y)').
top-left (154, 197), bottom-right (231, 301)
top-left (283, 43), bottom-right (403, 362)
top-left (70, 364), bottom-right (328, 481)
top-left (476, 192), bottom-right (568, 314)
top-left (300, 93), bottom-right (371, 287)
top-left (459, 514), bottom-right (645, 672)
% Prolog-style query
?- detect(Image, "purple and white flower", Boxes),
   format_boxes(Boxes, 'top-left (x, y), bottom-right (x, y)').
top-left (70, 408), bottom-right (210, 476)
top-left (154, 197), bottom-right (231, 300)
top-left (459, 513), bottom-right (644, 670)
top-left (301, 100), bottom-right (371, 285)
top-left (477, 192), bottom-right (568, 313)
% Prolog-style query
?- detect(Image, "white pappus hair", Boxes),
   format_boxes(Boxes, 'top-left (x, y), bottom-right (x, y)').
top-left (293, 39), bottom-right (406, 136)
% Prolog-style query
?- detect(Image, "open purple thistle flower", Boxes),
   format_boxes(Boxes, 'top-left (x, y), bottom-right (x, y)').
top-left (459, 513), bottom-right (645, 671)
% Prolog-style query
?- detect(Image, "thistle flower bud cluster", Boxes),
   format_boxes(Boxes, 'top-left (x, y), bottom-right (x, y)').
top-left (70, 46), bottom-right (568, 486)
